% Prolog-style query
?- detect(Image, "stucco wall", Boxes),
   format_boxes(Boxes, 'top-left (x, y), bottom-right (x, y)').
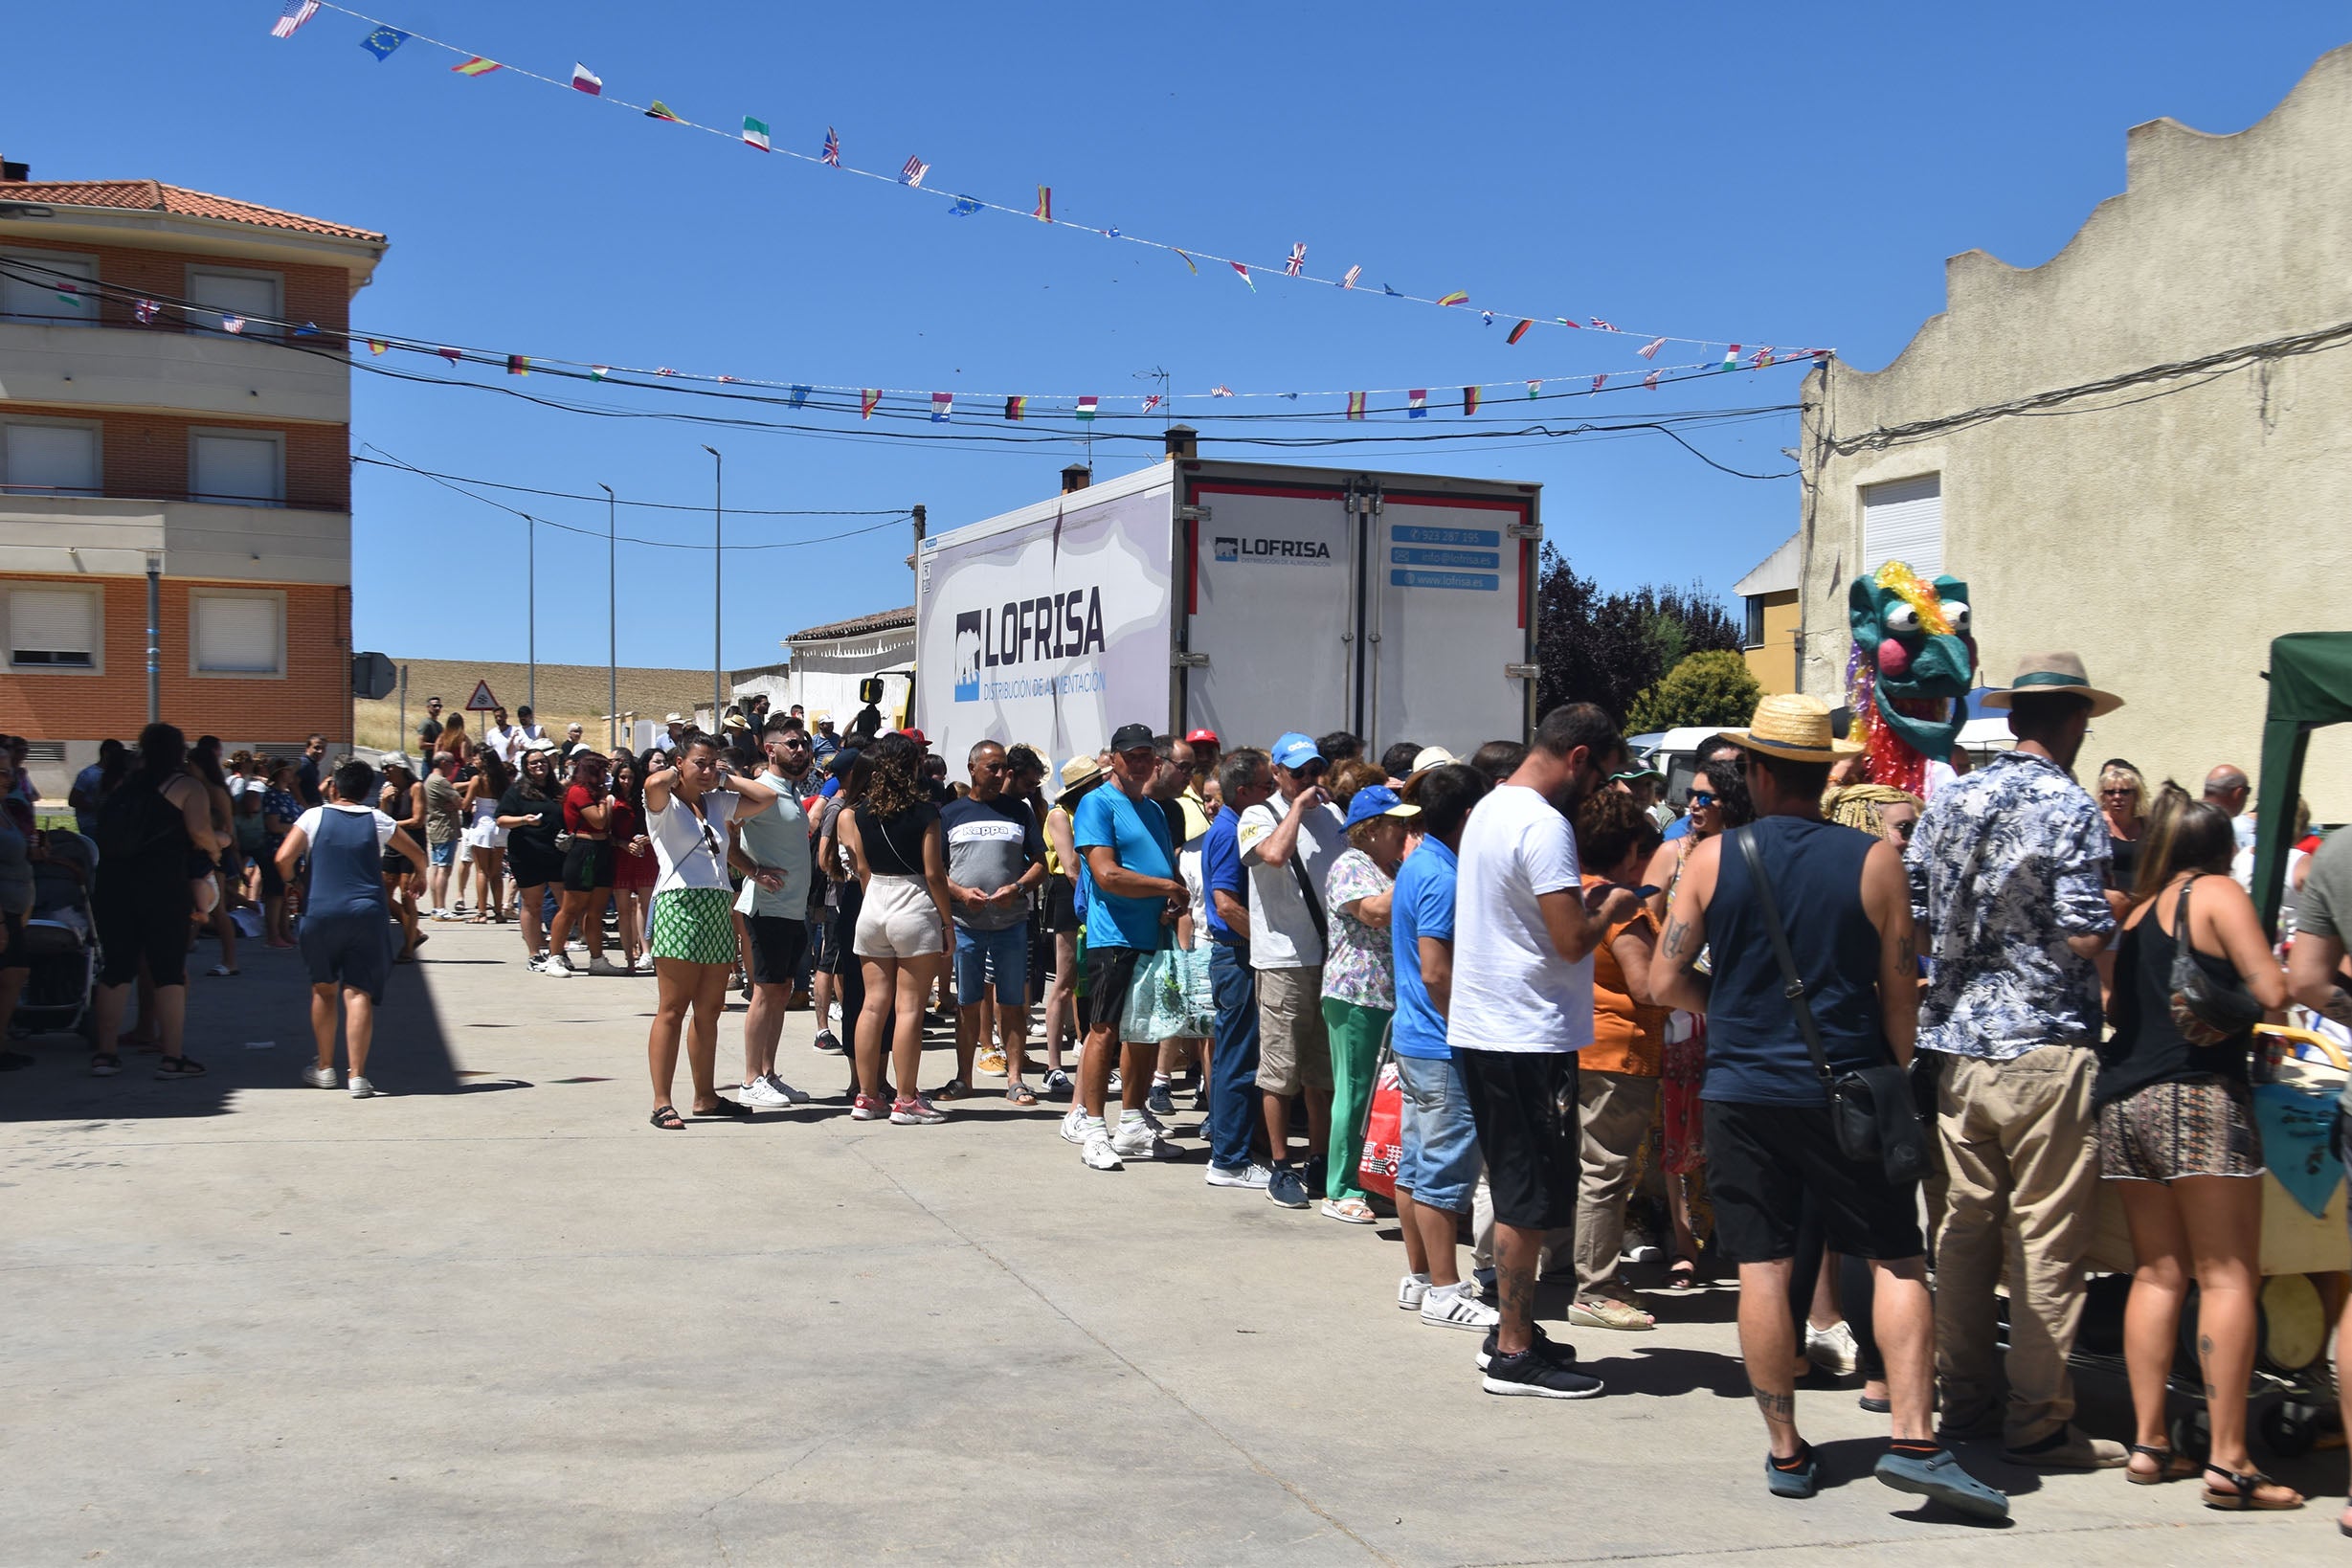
top-left (1743, 591), bottom-right (1802, 696)
top-left (1798, 45), bottom-right (2352, 816)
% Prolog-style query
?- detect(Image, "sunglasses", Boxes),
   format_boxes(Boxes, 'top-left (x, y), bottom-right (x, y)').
top-left (1688, 792), bottom-right (1717, 809)
top-left (2098, 788), bottom-right (2135, 799)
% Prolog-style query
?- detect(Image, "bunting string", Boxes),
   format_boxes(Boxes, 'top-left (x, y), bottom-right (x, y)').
top-left (271, 1), bottom-right (1819, 356)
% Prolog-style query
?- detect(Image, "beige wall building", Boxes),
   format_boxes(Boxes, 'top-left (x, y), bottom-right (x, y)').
top-left (1734, 531), bottom-right (1802, 696)
top-left (1795, 46), bottom-right (2352, 817)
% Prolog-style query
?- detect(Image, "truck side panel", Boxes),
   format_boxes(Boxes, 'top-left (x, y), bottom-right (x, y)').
top-left (1365, 489), bottom-right (1534, 756)
top-left (1181, 479), bottom-right (1355, 750)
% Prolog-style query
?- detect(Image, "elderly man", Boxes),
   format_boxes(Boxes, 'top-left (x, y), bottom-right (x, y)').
top-left (1908, 653), bottom-right (2125, 1470)
top-left (2204, 764), bottom-right (2256, 854)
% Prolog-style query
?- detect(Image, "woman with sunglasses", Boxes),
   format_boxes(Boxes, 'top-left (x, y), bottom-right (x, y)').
top-left (642, 730), bottom-right (785, 1129)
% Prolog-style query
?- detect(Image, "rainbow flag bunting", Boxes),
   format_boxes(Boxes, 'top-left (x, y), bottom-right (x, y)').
top-left (1506, 319), bottom-right (1532, 345)
top-left (1436, 291), bottom-right (1469, 307)
top-left (861, 389), bottom-right (881, 419)
top-left (452, 56), bottom-right (502, 76)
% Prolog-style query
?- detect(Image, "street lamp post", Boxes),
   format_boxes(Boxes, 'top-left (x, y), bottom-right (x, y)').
top-left (702, 445), bottom-right (723, 725)
top-left (599, 482), bottom-right (617, 750)
top-left (525, 514), bottom-right (537, 712)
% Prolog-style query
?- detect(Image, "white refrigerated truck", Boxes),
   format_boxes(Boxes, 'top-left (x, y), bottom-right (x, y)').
top-left (913, 432), bottom-right (1541, 784)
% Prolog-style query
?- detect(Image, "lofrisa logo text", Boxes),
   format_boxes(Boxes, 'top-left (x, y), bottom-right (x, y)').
top-left (1213, 534), bottom-right (1331, 564)
top-left (951, 587), bottom-right (1107, 704)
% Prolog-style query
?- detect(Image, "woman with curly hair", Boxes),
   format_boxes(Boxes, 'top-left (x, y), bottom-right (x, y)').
top-left (839, 731), bottom-right (956, 1125)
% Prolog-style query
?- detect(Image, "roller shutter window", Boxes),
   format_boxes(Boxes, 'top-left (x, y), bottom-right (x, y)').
top-left (3, 421), bottom-right (100, 495)
top-left (191, 433), bottom-right (282, 505)
top-left (1860, 474), bottom-right (1942, 580)
top-left (9, 588), bottom-right (98, 668)
top-left (186, 269), bottom-right (282, 339)
top-left (192, 594), bottom-right (281, 676)
top-left (0, 254), bottom-right (97, 325)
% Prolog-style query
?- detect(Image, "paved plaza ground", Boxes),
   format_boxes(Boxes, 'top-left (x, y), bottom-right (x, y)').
top-left (4, 920), bottom-right (2344, 1564)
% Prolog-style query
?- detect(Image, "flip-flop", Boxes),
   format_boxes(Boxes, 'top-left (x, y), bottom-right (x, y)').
top-left (649, 1105), bottom-right (685, 1130)
top-left (1003, 1082), bottom-right (1038, 1107)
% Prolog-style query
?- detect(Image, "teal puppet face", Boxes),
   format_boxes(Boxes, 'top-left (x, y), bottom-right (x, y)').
top-left (1848, 573), bottom-right (1976, 758)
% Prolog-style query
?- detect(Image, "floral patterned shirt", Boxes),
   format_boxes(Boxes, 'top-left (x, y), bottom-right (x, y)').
top-left (1906, 750), bottom-right (2114, 1059)
top-left (1322, 847), bottom-right (1397, 1011)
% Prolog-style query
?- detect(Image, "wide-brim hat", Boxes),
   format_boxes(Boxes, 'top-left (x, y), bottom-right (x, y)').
top-left (1980, 652), bottom-right (2124, 718)
top-left (1725, 693), bottom-right (1864, 763)
top-left (1057, 753), bottom-right (1108, 805)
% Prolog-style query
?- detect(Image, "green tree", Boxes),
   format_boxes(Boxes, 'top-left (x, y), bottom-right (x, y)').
top-left (1625, 650), bottom-right (1762, 733)
top-left (1533, 545), bottom-right (1742, 726)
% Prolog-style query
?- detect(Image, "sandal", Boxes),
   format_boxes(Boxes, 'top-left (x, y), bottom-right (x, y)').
top-left (2201, 1464), bottom-right (2303, 1511)
top-left (2125, 1444), bottom-right (2196, 1486)
top-left (649, 1105), bottom-right (685, 1131)
top-left (154, 1054), bottom-right (208, 1080)
top-left (1321, 1198), bottom-right (1378, 1224)
top-left (89, 1052), bottom-right (122, 1077)
top-left (694, 1097), bottom-right (754, 1120)
top-left (935, 1077), bottom-right (971, 1101)
top-left (1003, 1081), bottom-right (1038, 1107)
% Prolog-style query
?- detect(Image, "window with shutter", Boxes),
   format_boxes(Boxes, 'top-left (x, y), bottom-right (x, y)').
top-left (2, 422), bottom-right (101, 494)
top-left (0, 253), bottom-right (97, 325)
top-left (190, 434), bottom-right (282, 505)
top-left (186, 269), bottom-right (282, 338)
top-left (1861, 474), bottom-right (1943, 580)
top-left (8, 588), bottom-right (98, 668)
top-left (192, 594), bottom-right (281, 675)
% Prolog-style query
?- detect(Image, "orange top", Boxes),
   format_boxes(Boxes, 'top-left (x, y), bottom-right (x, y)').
top-left (1580, 873), bottom-right (1669, 1077)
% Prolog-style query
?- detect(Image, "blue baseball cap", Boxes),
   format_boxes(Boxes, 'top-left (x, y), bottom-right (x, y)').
top-left (1342, 784), bottom-right (1421, 830)
top-left (1270, 731), bottom-right (1323, 772)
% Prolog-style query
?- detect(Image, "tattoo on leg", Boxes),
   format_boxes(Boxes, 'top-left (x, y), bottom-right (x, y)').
top-left (1501, 1268), bottom-right (1534, 1324)
top-left (1753, 1387), bottom-right (1796, 1424)
top-left (2199, 1333), bottom-right (2214, 1359)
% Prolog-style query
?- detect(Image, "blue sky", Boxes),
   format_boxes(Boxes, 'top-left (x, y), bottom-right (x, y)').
top-left (11, 2), bottom-right (2346, 670)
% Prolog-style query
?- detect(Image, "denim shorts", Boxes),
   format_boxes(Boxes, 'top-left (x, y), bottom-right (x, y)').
top-left (429, 839), bottom-right (458, 867)
top-left (954, 922), bottom-right (1029, 1007)
top-left (1396, 1052), bottom-right (1482, 1214)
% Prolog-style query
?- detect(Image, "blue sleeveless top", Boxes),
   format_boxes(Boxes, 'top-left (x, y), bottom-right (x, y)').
top-left (308, 804), bottom-right (391, 922)
top-left (1699, 816), bottom-right (1887, 1107)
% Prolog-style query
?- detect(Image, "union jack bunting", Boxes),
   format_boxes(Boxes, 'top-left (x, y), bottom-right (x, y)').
top-left (1210, 385), bottom-right (1234, 397)
top-left (131, 298), bottom-right (160, 325)
top-left (821, 127), bottom-right (840, 167)
top-left (1751, 347), bottom-right (1775, 368)
top-left (1589, 316), bottom-right (1617, 331)
top-left (1285, 243), bottom-right (1306, 278)
top-left (1141, 394), bottom-right (1161, 414)
top-left (1591, 373), bottom-right (1607, 392)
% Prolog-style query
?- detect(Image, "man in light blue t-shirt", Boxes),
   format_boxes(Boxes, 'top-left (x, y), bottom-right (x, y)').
top-left (1068, 722), bottom-right (1185, 1172)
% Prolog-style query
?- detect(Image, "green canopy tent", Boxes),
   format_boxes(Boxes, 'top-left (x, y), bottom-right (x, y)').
top-left (2254, 632), bottom-right (2352, 937)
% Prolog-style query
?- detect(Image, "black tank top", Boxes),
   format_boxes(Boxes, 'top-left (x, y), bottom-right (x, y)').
top-left (2096, 879), bottom-right (2253, 1107)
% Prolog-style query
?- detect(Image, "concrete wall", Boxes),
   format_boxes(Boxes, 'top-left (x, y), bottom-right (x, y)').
top-left (1798, 45), bottom-right (2352, 816)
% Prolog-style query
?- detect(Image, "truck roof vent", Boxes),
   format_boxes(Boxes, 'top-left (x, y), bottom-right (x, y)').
top-left (1061, 463), bottom-right (1091, 493)
top-left (1163, 424), bottom-right (1198, 460)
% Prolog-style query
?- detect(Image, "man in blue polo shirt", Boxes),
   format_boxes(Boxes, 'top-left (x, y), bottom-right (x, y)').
top-left (1203, 747), bottom-right (1274, 1188)
top-left (1068, 722), bottom-right (1188, 1172)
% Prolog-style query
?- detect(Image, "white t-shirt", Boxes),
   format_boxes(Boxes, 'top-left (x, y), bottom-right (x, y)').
top-left (649, 790), bottom-right (737, 894)
top-left (296, 802), bottom-right (397, 848)
top-left (1447, 783), bottom-right (1591, 1054)
top-left (1237, 795), bottom-right (1347, 970)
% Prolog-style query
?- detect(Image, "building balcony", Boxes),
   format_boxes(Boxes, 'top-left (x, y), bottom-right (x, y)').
top-left (0, 318), bottom-right (348, 426)
top-left (0, 492), bottom-right (348, 584)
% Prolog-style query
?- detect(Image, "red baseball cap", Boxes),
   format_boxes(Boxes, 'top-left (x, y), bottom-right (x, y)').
top-left (1185, 728), bottom-right (1220, 746)
top-left (899, 727), bottom-right (929, 746)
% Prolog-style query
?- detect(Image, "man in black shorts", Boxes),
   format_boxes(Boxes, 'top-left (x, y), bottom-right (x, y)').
top-left (1651, 693), bottom-right (2005, 1517)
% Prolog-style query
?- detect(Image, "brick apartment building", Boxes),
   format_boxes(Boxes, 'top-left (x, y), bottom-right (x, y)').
top-left (0, 163), bottom-right (386, 796)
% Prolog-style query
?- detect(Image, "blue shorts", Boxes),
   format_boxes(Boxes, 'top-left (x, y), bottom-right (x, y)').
top-left (429, 840), bottom-right (458, 867)
top-left (953, 922), bottom-right (1028, 1007)
top-left (300, 910), bottom-right (394, 1002)
top-left (1395, 1052), bottom-right (1482, 1214)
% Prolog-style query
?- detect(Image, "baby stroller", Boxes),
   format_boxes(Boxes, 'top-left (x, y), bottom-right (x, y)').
top-left (12, 830), bottom-right (99, 1042)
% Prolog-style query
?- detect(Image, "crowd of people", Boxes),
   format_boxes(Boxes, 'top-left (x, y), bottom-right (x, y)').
top-left (11, 639), bottom-right (2352, 1529)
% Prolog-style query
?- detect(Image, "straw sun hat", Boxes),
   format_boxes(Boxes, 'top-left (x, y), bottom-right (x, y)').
top-left (1724, 693), bottom-right (1864, 763)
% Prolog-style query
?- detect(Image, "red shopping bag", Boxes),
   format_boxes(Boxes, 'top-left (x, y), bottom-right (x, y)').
top-left (1356, 1056), bottom-right (1403, 1198)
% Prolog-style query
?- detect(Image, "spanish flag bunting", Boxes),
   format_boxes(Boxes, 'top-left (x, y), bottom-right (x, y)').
top-left (1407, 389), bottom-right (1427, 418)
top-left (1506, 319), bottom-right (1533, 345)
top-left (1005, 395), bottom-right (1027, 421)
top-left (1076, 395), bottom-right (1098, 422)
top-left (645, 101), bottom-right (683, 123)
top-left (506, 354), bottom-right (529, 375)
top-left (452, 56), bottom-right (502, 76)
top-left (1035, 187), bottom-right (1052, 222)
top-left (366, 339), bottom-right (388, 355)
top-left (1436, 291), bottom-right (1469, 307)
top-left (861, 389), bottom-right (882, 419)
top-left (1346, 392), bottom-right (1367, 420)
top-left (1462, 386), bottom-right (1481, 414)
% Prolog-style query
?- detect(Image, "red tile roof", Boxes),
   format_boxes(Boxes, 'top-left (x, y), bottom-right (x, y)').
top-left (0, 180), bottom-right (384, 243)
top-left (786, 607), bottom-right (915, 643)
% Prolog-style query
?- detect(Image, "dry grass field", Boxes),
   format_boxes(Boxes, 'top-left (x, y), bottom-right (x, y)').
top-left (354, 659), bottom-right (718, 755)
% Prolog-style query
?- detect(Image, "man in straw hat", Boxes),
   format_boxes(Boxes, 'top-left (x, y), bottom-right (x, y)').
top-left (1907, 652), bottom-right (2126, 1473)
top-left (1651, 692), bottom-right (2006, 1517)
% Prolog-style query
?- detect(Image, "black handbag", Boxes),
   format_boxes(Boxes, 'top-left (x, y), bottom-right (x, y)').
top-left (2166, 876), bottom-right (2266, 1046)
top-left (1735, 827), bottom-right (1930, 1185)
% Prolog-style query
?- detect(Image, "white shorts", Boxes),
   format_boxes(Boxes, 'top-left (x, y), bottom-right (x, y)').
top-left (855, 873), bottom-right (943, 959)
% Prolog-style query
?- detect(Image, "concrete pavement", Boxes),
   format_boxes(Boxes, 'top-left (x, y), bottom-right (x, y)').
top-left (2, 918), bottom-right (2341, 1565)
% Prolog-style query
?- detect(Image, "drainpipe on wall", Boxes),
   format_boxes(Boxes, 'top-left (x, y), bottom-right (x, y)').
top-left (145, 549), bottom-right (161, 726)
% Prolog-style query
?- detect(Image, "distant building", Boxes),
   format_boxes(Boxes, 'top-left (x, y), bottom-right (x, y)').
top-left (783, 607), bottom-right (914, 735)
top-left (1794, 49), bottom-right (2352, 814)
top-left (1733, 531), bottom-right (1801, 696)
top-left (0, 168), bottom-right (386, 793)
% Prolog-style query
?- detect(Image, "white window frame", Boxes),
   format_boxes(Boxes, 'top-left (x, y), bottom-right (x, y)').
top-left (3, 582), bottom-right (103, 675)
top-left (0, 247), bottom-right (101, 327)
top-left (183, 263), bottom-right (285, 340)
top-left (189, 587), bottom-right (286, 680)
top-left (0, 414), bottom-right (104, 497)
top-left (188, 427), bottom-right (285, 507)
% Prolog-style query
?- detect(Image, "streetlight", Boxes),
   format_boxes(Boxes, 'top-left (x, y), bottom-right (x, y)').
top-left (525, 513), bottom-right (536, 712)
top-left (599, 482), bottom-right (616, 750)
top-left (702, 445), bottom-right (722, 726)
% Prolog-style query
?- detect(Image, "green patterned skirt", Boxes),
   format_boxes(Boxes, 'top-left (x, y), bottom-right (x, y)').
top-left (649, 886), bottom-right (737, 966)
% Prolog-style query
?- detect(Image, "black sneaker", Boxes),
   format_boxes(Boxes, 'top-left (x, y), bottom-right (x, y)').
top-left (1146, 1081), bottom-right (1176, 1117)
top-left (1477, 1324), bottom-right (1579, 1372)
top-left (1302, 1154), bottom-right (1328, 1197)
top-left (813, 1030), bottom-right (843, 1054)
top-left (1483, 1344), bottom-right (1604, 1400)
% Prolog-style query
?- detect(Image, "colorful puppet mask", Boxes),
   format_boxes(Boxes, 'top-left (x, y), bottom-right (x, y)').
top-left (1847, 563), bottom-right (1976, 790)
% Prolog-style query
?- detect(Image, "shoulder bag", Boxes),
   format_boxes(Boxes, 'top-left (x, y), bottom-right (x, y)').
top-left (2166, 875), bottom-right (2265, 1046)
top-left (1735, 826), bottom-right (1929, 1185)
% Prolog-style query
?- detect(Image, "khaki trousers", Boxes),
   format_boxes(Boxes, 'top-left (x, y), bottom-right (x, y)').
top-left (1931, 1044), bottom-right (2101, 1446)
top-left (1573, 1070), bottom-right (1661, 1296)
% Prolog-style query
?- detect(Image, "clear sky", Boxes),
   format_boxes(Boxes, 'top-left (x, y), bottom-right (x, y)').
top-left (10, 2), bottom-right (2346, 672)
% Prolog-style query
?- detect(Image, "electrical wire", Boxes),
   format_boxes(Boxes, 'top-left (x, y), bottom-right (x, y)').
top-left (345, 459), bottom-right (902, 515)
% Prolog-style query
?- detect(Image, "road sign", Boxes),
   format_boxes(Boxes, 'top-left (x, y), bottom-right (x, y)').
top-left (351, 651), bottom-right (395, 701)
top-left (464, 680), bottom-right (500, 711)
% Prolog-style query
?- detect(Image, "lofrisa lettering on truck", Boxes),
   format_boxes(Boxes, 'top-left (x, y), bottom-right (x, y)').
top-left (954, 586), bottom-right (1109, 670)
top-left (1212, 534), bottom-right (1333, 563)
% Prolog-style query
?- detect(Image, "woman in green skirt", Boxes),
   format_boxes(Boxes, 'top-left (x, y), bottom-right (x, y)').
top-left (642, 730), bottom-right (784, 1129)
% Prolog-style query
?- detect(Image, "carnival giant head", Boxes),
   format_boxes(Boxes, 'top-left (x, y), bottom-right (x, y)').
top-left (1847, 563), bottom-right (1976, 764)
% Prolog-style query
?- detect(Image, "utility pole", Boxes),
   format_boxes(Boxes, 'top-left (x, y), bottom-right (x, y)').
top-left (144, 549), bottom-right (161, 726)
top-left (600, 482), bottom-right (617, 749)
top-left (525, 515), bottom-right (537, 712)
top-left (702, 445), bottom-right (723, 724)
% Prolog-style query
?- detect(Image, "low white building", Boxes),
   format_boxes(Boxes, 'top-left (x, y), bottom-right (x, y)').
top-left (783, 607), bottom-right (914, 735)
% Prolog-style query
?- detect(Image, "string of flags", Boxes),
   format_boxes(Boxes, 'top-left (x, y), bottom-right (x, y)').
top-left (266, 0), bottom-right (1820, 357)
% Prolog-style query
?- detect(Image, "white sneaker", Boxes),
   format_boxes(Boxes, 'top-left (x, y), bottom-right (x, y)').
top-left (761, 1072), bottom-right (811, 1105)
top-left (1109, 1117), bottom-right (1171, 1161)
top-left (1805, 1320), bottom-right (1861, 1377)
top-left (738, 1078), bottom-right (790, 1109)
top-left (1137, 1107), bottom-right (1168, 1136)
top-left (347, 1075), bottom-right (378, 1099)
top-left (1398, 1271), bottom-right (1432, 1311)
top-left (1080, 1128), bottom-right (1124, 1170)
top-left (587, 956), bottom-right (624, 976)
top-left (526, 953), bottom-right (548, 974)
top-left (1421, 1285), bottom-right (1501, 1333)
top-left (302, 1064), bottom-right (338, 1089)
top-left (1106, 1068), bottom-right (1123, 1094)
top-left (542, 953), bottom-right (575, 978)
top-left (1204, 1162), bottom-right (1274, 1190)
top-left (1058, 1107), bottom-right (1092, 1146)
